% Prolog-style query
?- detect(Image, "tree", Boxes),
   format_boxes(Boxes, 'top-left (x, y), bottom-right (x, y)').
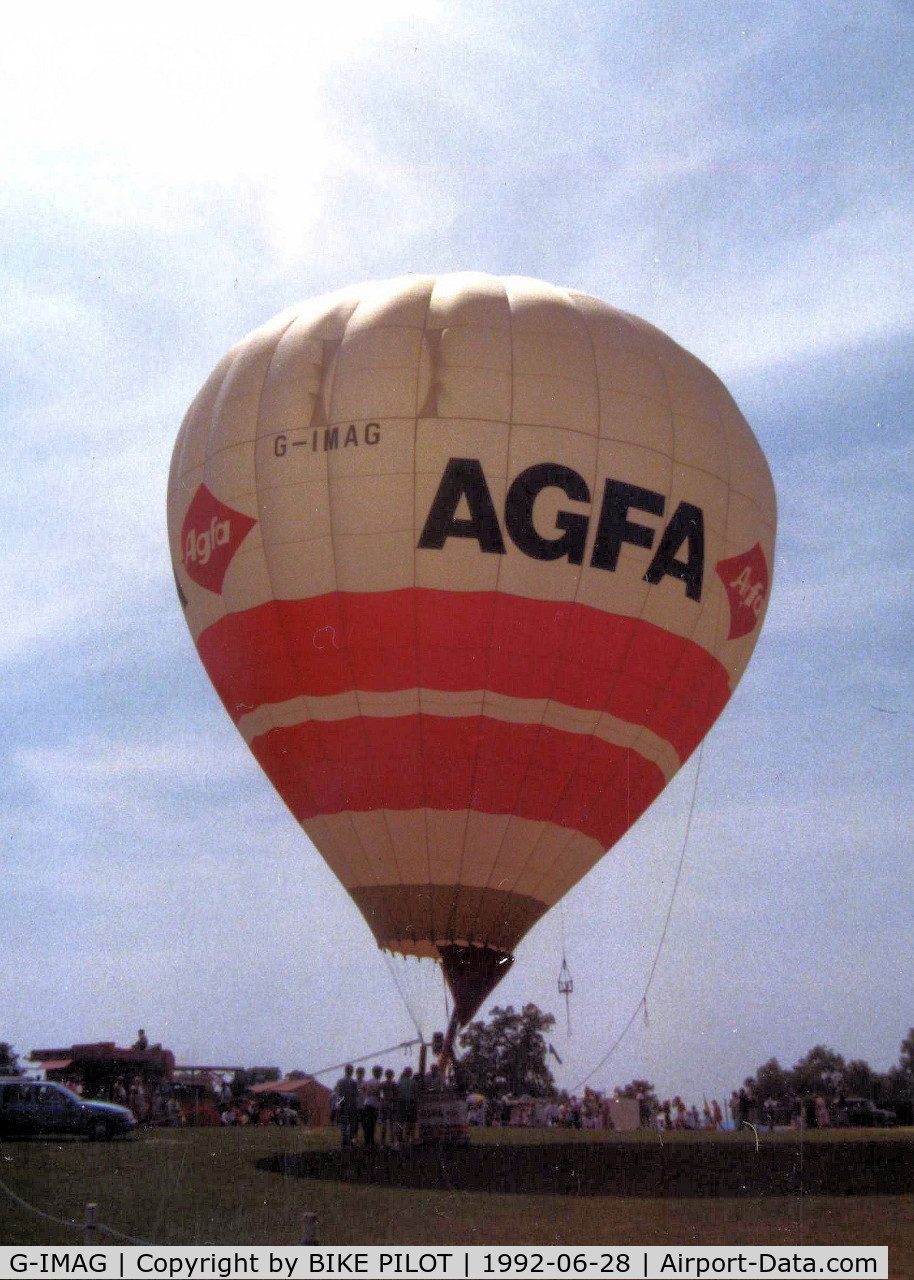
top-left (0, 1043), bottom-right (21, 1076)
top-left (899, 1028), bottom-right (914, 1079)
top-left (749, 1057), bottom-right (792, 1103)
top-left (457, 1003), bottom-right (556, 1098)
top-left (790, 1045), bottom-right (846, 1097)
top-left (614, 1079), bottom-right (657, 1105)
top-left (882, 1029), bottom-right (914, 1118)
top-left (231, 1066), bottom-right (280, 1096)
top-left (842, 1059), bottom-right (880, 1098)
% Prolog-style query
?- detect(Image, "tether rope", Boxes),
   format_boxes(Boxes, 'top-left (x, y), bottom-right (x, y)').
top-left (381, 950), bottom-right (426, 1040)
top-left (307, 1037), bottom-right (423, 1079)
top-left (572, 739), bottom-right (706, 1092)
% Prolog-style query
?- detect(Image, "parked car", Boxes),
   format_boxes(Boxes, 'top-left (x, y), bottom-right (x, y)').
top-left (837, 1097), bottom-right (896, 1128)
top-left (0, 1078), bottom-right (137, 1139)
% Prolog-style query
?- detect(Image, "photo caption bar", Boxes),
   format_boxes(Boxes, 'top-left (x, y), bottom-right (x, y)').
top-left (0, 1244), bottom-right (889, 1279)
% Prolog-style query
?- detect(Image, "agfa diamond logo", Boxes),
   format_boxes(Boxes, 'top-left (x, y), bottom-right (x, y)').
top-left (180, 484), bottom-right (257, 595)
top-left (715, 543), bottom-right (770, 640)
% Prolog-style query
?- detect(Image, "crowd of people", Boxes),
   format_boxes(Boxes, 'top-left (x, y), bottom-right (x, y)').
top-left (327, 1067), bottom-right (731, 1147)
top-left (49, 1027), bottom-right (858, 1139)
top-left (332, 1063), bottom-right (422, 1148)
top-left (472, 1093), bottom-right (727, 1131)
top-left (327, 1063), bottom-right (756, 1147)
top-left (652, 1097), bottom-right (725, 1130)
top-left (728, 1086), bottom-right (873, 1131)
top-left (55, 1071), bottom-right (305, 1129)
top-left (212, 1078), bottom-right (306, 1127)
top-left (56, 1074), bottom-right (185, 1127)
top-left (217, 1098), bottom-right (302, 1126)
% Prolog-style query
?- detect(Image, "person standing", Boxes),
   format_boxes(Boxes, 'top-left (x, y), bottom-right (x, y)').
top-left (380, 1068), bottom-right (397, 1147)
top-left (396, 1067), bottom-right (418, 1147)
top-left (362, 1065), bottom-right (383, 1148)
top-left (815, 1095), bottom-right (830, 1129)
top-left (334, 1064), bottom-right (358, 1148)
top-left (354, 1066), bottom-right (368, 1143)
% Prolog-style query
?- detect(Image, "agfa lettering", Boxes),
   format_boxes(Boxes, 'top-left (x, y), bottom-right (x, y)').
top-left (418, 457), bottom-right (705, 601)
top-left (184, 516), bottom-right (231, 568)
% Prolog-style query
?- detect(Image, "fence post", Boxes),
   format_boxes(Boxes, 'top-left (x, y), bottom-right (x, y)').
top-left (300, 1212), bottom-right (318, 1244)
top-left (84, 1203), bottom-right (98, 1247)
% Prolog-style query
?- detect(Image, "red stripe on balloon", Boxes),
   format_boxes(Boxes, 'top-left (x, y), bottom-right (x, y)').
top-left (196, 589), bottom-right (731, 762)
top-left (249, 714), bottom-right (666, 851)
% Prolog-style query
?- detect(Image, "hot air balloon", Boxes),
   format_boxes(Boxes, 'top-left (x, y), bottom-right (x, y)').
top-left (167, 273), bottom-right (775, 1035)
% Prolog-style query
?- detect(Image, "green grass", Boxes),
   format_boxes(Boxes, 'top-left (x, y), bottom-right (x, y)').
top-left (0, 1126), bottom-right (911, 1276)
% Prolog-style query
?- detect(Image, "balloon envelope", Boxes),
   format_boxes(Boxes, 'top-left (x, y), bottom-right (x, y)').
top-left (168, 273), bottom-right (776, 1022)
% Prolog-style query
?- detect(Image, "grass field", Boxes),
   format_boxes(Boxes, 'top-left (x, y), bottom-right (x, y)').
top-left (0, 1126), bottom-right (911, 1275)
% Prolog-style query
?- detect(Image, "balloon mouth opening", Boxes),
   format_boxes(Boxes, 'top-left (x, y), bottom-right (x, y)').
top-left (438, 943), bottom-right (514, 1026)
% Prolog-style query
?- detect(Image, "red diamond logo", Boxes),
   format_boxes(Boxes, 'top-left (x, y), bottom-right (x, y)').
top-left (715, 543), bottom-right (770, 640)
top-left (180, 485), bottom-right (257, 595)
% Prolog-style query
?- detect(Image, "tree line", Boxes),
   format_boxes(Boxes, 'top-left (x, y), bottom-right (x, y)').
top-left (5, 1018), bottom-right (913, 1120)
top-left (737, 1030), bottom-right (914, 1118)
top-left (455, 1009), bottom-right (914, 1122)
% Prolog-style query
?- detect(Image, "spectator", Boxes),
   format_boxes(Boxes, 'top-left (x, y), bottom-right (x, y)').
top-left (380, 1069), bottom-right (397, 1146)
top-left (396, 1067), bottom-right (418, 1146)
top-left (354, 1067), bottom-right (367, 1143)
top-left (362, 1066), bottom-right (382, 1147)
top-left (334, 1064), bottom-right (359, 1148)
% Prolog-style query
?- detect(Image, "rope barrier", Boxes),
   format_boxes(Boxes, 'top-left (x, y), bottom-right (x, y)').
top-left (0, 1168), bottom-right (150, 1244)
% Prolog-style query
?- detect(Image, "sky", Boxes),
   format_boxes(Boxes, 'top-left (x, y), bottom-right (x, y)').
top-left (2, 0), bottom-right (912, 1109)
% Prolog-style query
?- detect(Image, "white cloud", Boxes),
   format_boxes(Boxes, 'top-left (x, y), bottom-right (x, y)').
top-left (15, 731), bottom-right (251, 787)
